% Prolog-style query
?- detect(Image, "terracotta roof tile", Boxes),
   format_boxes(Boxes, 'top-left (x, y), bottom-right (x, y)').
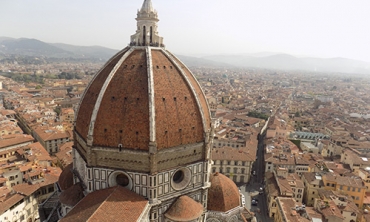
top-left (61, 186), bottom-right (148, 222)
top-left (207, 172), bottom-right (240, 212)
top-left (164, 195), bottom-right (203, 221)
top-left (58, 163), bottom-right (74, 191)
top-left (0, 134), bottom-right (34, 149)
top-left (59, 182), bottom-right (84, 207)
top-left (75, 48), bottom-right (210, 151)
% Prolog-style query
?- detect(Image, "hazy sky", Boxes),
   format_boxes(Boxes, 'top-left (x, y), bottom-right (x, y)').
top-left (1, 0), bottom-right (369, 62)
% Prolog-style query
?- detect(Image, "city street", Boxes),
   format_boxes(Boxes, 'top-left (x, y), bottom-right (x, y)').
top-left (239, 133), bottom-right (273, 222)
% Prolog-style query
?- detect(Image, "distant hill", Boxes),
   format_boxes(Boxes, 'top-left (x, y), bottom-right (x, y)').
top-left (50, 43), bottom-right (118, 60)
top-left (175, 54), bottom-right (233, 68)
top-left (202, 53), bottom-right (370, 75)
top-left (0, 37), bottom-right (117, 60)
top-left (1, 37), bottom-right (369, 74)
top-left (0, 38), bottom-right (73, 58)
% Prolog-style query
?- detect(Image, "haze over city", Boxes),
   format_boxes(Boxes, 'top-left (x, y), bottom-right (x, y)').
top-left (3, 0), bottom-right (370, 222)
top-left (1, 0), bottom-right (370, 62)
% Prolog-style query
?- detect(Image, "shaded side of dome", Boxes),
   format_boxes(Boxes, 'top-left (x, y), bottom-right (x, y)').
top-left (59, 182), bottom-right (84, 207)
top-left (207, 172), bottom-right (240, 212)
top-left (75, 48), bottom-right (130, 142)
top-left (58, 163), bottom-right (73, 191)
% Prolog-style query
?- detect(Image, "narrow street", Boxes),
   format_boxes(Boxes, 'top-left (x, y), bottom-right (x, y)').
top-left (239, 133), bottom-right (273, 222)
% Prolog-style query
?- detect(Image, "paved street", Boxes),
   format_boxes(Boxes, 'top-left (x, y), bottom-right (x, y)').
top-left (239, 133), bottom-right (273, 222)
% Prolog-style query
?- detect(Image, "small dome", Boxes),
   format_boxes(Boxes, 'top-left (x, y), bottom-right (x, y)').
top-left (165, 195), bottom-right (204, 221)
top-left (58, 163), bottom-right (73, 191)
top-left (207, 172), bottom-right (240, 212)
top-left (59, 182), bottom-right (84, 207)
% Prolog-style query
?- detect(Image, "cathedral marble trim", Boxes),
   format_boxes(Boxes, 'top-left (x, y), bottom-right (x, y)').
top-left (146, 47), bottom-right (156, 147)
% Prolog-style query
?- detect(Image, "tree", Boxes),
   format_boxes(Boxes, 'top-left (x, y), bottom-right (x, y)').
top-left (247, 111), bottom-right (269, 120)
top-left (54, 106), bottom-right (61, 116)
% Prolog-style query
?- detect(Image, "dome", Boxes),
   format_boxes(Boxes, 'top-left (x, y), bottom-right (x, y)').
top-left (164, 195), bottom-right (204, 221)
top-left (73, 0), bottom-right (212, 173)
top-left (207, 172), bottom-right (240, 212)
top-left (58, 163), bottom-right (73, 191)
top-left (75, 48), bottom-right (211, 150)
top-left (59, 182), bottom-right (84, 207)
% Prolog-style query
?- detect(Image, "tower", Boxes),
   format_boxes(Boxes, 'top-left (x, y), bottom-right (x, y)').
top-left (130, 0), bottom-right (163, 47)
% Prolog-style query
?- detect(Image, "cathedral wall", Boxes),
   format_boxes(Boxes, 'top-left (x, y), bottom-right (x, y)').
top-left (73, 149), bottom-right (87, 186)
top-left (83, 161), bottom-right (209, 201)
top-left (92, 148), bottom-right (150, 172)
top-left (156, 143), bottom-right (204, 171)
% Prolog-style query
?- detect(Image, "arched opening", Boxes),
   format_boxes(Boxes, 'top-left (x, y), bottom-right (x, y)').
top-left (150, 26), bottom-right (153, 43)
top-left (171, 168), bottom-right (191, 190)
top-left (173, 170), bottom-right (184, 184)
top-left (143, 26), bottom-right (146, 44)
top-left (116, 173), bottom-right (129, 187)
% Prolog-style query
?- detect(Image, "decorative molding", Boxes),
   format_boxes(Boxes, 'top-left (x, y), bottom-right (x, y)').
top-left (146, 47), bottom-right (157, 153)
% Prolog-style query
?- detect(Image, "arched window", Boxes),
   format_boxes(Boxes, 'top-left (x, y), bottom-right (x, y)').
top-left (143, 26), bottom-right (146, 44)
top-left (150, 26), bottom-right (153, 43)
top-left (240, 176), bottom-right (245, 182)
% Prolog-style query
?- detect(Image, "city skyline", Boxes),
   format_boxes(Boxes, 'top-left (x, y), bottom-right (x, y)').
top-left (1, 0), bottom-right (370, 62)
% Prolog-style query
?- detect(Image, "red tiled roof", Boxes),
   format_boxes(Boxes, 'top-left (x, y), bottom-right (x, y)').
top-left (61, 186), bottom-right (148, 222)
top-left (0, 134), bottom-right (34, 149)
top-left (207, 172), bottom-right (240, 212)
top-left (164, 195), bottom-right (204, 221)
top-left (0, 194), bottom-right (24, 214)
top-left (58, 163), bottom-right (74, 191)
top-left (59, 182), bottom-right (84, 207)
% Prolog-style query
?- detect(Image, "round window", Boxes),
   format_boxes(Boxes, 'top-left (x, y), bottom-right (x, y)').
top-left (108, 171), bottom-right (132, 190)
top-left (116, 173), bottom-right (129, 187)
top-left (171, 168), bottom-right (191, 190)
top-left (173, 170), bottom-right (184, 184)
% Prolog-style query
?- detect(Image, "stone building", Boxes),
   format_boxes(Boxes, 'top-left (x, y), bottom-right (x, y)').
top-left (40, 1), bottom-right (252, 221)
top-left (211, 147), bottom-right (255, 184)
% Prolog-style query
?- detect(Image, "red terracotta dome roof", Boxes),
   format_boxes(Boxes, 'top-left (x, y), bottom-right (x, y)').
top-left (75, 47), bottom-right (211, 151)
top-left (59, 182), bottom-right (84, 207)
top-left (207, 172), bottom-right (241, 212)
top-left (164, 195), bottom-right (204, 221)
top-left (58, 163), bottom-right (73, 191)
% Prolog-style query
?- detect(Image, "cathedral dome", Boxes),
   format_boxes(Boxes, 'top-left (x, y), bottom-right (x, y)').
top-left (207, 172), bottom-right (241, 212)
top-left (75, 48), bottom-right (211, 150)
top-left (73, 0), bottom-right (212, 173)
